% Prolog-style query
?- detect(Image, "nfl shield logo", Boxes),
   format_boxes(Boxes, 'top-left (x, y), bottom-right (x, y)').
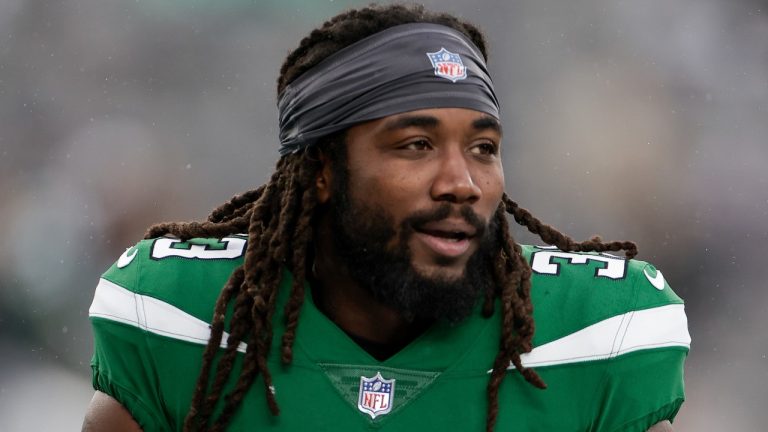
top-left (427, 47), bottom-right (468, 82)
top-left (358, 372), bottom-right (396, 419)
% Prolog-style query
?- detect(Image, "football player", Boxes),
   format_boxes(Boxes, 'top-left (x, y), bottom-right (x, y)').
top-left (83, 4), bottom-right (689, 431)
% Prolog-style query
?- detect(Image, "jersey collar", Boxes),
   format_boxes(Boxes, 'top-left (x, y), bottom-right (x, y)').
top-left (273, 270), bottom-right (495, 371)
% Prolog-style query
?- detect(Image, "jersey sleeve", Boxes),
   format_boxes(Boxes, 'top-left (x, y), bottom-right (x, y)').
top-left (595, 261), bottom-right (690, 432)
top-left (89, 240), bottom-right (173, 431)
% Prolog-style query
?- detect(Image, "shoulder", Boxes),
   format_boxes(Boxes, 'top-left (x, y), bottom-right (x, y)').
top-left (521, 244), bottom-right (683, 312)
top-left (88, 236), bottom-right (247, 431)
top-left (522, 244), bottom-right (676, 291)
top-left (100, 236), bottom-right (245, 306)
top-left (519, 245), bottom-right (689, 359)
top-left (102, 235), bottom-right (247, 290)
top-left (513, 246), bottom-right (689, 430)
top-left (91, 235), bottom-right (246, 328)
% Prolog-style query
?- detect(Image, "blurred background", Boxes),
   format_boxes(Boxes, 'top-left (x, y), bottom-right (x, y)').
top-left (1, 0), bottom-right (766, 430)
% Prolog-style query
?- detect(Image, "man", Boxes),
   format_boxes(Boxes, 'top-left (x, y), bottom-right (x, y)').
top-left (83, 4), bottom-right (689, 431)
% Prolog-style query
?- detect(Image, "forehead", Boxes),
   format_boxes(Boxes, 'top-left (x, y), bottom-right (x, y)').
top-left (353, 107), bottom-right (503, 136)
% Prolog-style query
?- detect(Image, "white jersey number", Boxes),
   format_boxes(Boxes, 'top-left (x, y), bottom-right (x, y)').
top-left (151, 237), bottom-right (246, 260)
top-left (530, 250), bottom-right (627, 279)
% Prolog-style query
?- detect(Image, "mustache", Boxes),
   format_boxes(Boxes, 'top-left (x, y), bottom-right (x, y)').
top-left (400, 203), bottom-right (488, 238)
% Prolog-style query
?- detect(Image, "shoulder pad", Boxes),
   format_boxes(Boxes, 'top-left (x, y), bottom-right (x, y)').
top-left (520, 245), bottom-right (684, 344)
top-left (99, 235), bottom-right (247, 320)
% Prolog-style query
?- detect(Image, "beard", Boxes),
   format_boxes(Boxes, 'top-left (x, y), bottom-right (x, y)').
top-left (328, 170), bottom-right (499, 324)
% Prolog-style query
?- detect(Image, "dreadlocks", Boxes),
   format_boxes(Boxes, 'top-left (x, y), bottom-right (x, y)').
top-left (144, 5), bottom-right (638, 432)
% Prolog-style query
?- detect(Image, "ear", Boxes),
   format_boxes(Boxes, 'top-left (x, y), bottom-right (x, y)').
top-left (316, 150), bottom-right (333, 204)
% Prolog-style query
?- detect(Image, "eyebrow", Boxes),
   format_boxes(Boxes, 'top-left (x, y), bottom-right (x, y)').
top-left (472, 116), bottom-right (503, 136)
top-left (381, 113), bottom-right (503, 135)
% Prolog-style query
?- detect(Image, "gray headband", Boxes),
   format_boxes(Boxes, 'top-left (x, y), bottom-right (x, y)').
top-left (277, 23), bottom-right (499, 155)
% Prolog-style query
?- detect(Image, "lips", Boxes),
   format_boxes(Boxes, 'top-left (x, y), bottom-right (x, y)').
top-left (413, 220), bottom-right (477, 258)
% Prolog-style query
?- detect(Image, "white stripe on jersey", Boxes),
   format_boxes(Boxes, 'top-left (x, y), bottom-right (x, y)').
top-left (90, 278), bottom-right (689, 369)
top-left (506, 303), bottom-right (690, 370)
top-left (89, 278), bottom-right (247, 353)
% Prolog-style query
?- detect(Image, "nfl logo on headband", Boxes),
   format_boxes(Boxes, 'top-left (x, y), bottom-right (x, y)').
top-left (427, 47), bottom-right (467, 82)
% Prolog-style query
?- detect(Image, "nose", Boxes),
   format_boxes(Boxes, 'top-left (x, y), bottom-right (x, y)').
top-left (430, 146), bottom-right (481, 204)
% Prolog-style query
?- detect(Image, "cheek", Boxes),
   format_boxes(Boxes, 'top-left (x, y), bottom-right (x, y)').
top-left (477, 164), bottom-right (505, 204)
top-left (349, 163), bottom-right (427, 209)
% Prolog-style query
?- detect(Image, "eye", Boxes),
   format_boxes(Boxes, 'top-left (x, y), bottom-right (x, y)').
top-left (400, 139), bottom-right (432, 151)
top-left (470, 142), bottom-right (499, 156)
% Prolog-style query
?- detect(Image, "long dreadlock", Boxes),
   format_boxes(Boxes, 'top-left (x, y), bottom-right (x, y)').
top-left (144, 5), bottom-right (638, 432)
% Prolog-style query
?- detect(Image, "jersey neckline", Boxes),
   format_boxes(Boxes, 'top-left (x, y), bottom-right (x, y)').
top-left (275, 269), bottom-right (495, 371)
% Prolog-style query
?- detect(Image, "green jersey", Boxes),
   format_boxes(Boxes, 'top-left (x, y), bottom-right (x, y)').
top-left (89, 236), bottom-right (689, 431)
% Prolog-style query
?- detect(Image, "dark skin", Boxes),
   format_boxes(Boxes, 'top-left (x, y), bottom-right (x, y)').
top-left (312, 108), bottom-right (505, 346)
top-left (82, 108), bottom-right (675, 431)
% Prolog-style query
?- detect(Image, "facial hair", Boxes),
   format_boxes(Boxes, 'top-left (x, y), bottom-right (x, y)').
top-left (328, 174), bottom-right (499, 323)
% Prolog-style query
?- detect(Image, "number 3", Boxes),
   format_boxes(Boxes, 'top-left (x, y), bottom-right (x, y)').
top-left (151, 237), bottom-right (246, 260)
top-left (530, 249), bottom-right (627, 279)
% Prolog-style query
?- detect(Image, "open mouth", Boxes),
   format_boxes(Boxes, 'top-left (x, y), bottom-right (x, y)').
top-left (413, 228), bottom-right (474, 258)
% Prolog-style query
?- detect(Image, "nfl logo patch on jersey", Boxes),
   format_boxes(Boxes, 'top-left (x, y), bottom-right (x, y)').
top-left (358, 372), bottom-right (395, 419)
top-left (426, 47), bottom-right (467, 82)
